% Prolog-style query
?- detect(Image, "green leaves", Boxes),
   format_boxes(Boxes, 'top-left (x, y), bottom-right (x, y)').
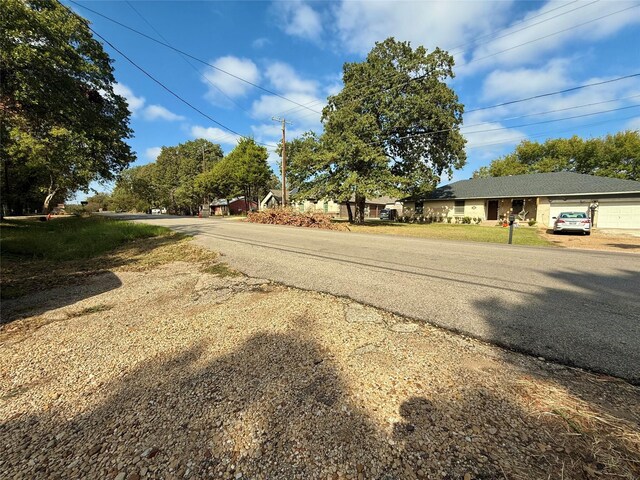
top-left (473, 132), bottom-right (640, 181)
top-left (1, 0), bottom-right (134, 213)
top-left (285, 38), bottom-right (466, 222)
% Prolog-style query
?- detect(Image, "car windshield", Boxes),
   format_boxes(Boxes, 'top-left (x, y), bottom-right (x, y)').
top-left (559, 212), bottom-right (587, 218)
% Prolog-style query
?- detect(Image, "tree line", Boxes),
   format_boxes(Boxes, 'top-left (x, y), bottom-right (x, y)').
top-left (472, 132), bottom-right (639, 180)
top-left (6, 2), bottom-right (636, 224)
top-left (2, 0), bottom-right (134, 216)
top-left (106, 137), bottom-right (275, 214)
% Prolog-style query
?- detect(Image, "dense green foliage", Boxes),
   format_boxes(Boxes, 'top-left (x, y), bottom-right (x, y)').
top-left (110, 138), bottom-right (272, 214)
top-left (473, 132), bottom-right (640, 180)
top-left (0, 216), bottom-right (169, 261)
top-left (1, 0), bottom-right (134, 215)
top-left (285, 38), bottom-right (466, 223)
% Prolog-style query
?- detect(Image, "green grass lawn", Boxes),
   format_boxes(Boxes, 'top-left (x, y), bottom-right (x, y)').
top-left (1, 215), bottom-right (170, 261)
top-left (345, 221), bottom-right (552, 246)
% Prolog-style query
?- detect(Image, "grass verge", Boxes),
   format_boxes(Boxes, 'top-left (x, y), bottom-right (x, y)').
top-left (1, 216), bottom-right (170, 261)
top-left (0, 216), bottom-right (219, 300)
top-left (344, 222), bottom-right (552, 246)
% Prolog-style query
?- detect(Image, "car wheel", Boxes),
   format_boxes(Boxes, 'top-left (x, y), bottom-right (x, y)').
top-left (585, 231), bottom-right (591, 236)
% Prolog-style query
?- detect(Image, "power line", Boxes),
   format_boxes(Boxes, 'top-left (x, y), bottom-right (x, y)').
top-left (466, 73), bottom-right (640, 113)
top-left (466, 112), bottom-right (640, 150)
top-left (68, 0), bottom-right (322, 115)
top-left (84, 24), bottom-right (276, 148)
top-left (362, 103), bottom-right (639, 148)
top-left (464, 104), bottom-right (639, 135)
top-left (448, 0), bottom-right (593, 54)
top-left (470, 94), bottom-right (640, 123)
top-left (466, 3), bottom-right (640, 66)
top-left (125, 0), bottom-right (253, 119)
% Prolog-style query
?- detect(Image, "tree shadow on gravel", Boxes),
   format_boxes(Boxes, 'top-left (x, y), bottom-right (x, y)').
top-left (0, 234), bottom-right (193, 323)
top-left (2, 326), bottom-right (639, 479)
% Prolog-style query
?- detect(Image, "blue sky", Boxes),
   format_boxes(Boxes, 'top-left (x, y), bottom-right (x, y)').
top-left (65, 0), bottom-right (640, 199)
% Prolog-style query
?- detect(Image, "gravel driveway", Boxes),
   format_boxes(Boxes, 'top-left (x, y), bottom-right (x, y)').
top-left (1, 251), bottom-right (638, 479)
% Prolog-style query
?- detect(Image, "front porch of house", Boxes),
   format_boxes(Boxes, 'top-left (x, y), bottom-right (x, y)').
top-left (418, 197), bottom-right (539, 222)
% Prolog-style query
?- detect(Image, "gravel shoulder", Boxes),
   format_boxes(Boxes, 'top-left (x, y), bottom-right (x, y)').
top-left (1, 241), bottom-right (639, 479)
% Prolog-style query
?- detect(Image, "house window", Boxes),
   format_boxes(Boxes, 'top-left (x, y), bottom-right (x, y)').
top-left (415, 201), bottom-right (424, 215)
top-left (454, 200), bottom-right (465, 215)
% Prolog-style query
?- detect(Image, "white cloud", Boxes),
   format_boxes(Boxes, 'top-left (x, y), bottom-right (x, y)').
top-left (266, 62), bottom-right (318, 94)
top-left (145, 147), bottom-right (162, 161)
top-left (252, 37), bottom-right (270, 49)
top-left (476, 65), bottom-right (640, 124)
top-left (190, 125), bottom-right (242, 145)
top-left (142, 105), bottom-right (185, 122)
top-left (202, 56), bottom-right (260, 104)
top-left (482, 59), bottom-right (570, 101)
top-left (464, 1), bottom-right (640, 73)
top-left (251, 92), bottom-right (324, 126)
top-left (331, 1), bottom-right (511, 55)
top-left (463, 111), bottom-right (528, 152)
top-left (113, 83), bottom-right (145, 114)
top-left (275, 1), bottom-right (324, 42)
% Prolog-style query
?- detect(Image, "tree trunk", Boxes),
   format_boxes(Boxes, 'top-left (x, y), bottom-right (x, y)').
top-left (43, 188), bottom-right (58, 214)
top-left (354, 193), bottom-right (366, 224)
top-left (345, 200), bottom-right (354, 223)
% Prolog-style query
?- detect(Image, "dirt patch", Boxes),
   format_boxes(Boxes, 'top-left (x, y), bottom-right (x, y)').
top-left (1, 250), bottom-right (638, 479)
top-left (539, 229), bottom-right (640, 253)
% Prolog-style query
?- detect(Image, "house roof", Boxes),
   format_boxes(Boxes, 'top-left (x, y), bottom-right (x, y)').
top-left (267, 188), bottom-right (299, 202)
top-left (425, 172), bottom-right (640, 200)
top-left (210, 196), bottom-right (248, 207)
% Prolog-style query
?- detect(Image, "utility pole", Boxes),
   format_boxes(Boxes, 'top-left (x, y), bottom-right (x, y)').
top-left (272, 116), bottom-right (292, 207)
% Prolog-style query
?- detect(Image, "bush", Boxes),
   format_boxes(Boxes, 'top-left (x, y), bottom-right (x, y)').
top-left (462, 216), bottom-right (472, 224)
top-left (528, 219), bottom-right (537, 226)
top-left (447, 217), bottom-right (453, 223)
top-left (246, 208), bottom-right (346, 230)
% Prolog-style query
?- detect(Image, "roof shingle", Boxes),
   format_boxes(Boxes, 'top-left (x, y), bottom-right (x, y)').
top-left (426, 172), bottom-right (640, 200)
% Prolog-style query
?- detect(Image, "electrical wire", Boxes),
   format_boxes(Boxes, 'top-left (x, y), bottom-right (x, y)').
top-left (466, 112), bottom-right (640, 149)
top-left (68, 0), bottom-right (322, 115)
top-left (85, 25), bottom-right (276, 148)
top-left (447, 0), bottom-right (581, 53)
top-left (125, 0), bottom-right (254, 119)
top-left (466, 3), bottom-right (640, 66)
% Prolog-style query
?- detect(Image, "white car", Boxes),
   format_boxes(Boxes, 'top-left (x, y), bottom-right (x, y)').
top-left (553, 211), bottom-right (591, 235)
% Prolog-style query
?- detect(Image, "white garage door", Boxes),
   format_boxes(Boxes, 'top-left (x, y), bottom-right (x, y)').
top-left (597, 200), bottom-right (640, 229)
top-left (548, 202), bottom-right (590, 227)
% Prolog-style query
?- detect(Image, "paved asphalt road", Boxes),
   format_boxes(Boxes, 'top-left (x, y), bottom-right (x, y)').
top-left (115, 214), bottom-right (640, 383)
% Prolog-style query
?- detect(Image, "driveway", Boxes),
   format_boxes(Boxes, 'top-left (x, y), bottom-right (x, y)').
top-left (115, 214), bottom-right (640, 383)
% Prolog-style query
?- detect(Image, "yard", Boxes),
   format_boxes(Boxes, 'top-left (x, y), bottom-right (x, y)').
top-left (344, 221), bottom-right (552, 246)
top-left (1, 216), bottom-right (639, 479)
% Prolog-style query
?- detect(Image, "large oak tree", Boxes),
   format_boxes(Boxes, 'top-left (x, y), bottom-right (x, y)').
top-left (286, 38), bottom-right (466, 223)
top-left (1, 0), bottom-right (134, 214)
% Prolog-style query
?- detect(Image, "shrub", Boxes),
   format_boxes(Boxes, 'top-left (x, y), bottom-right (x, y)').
top-left (475, 218), bottom-right (482, 224)
top-left (447, 217), bottom-right (453, 223)
top-left (246, 208), bottom-right (346, 230)
top-left (462, 216), bottom-right (472, 224)
top-left (528, 219), bottom-right (537, 226)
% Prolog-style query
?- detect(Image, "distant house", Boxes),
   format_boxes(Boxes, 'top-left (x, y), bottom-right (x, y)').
top-left (403, 172), bottom-right (640, 229)
top-left (260, 190), bottom-right (401, 219)
top-left (210, 196), bottom-right (257, 215)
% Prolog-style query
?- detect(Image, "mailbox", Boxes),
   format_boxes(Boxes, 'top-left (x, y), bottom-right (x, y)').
top-left (508, 214), bottom-right (516, 225)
